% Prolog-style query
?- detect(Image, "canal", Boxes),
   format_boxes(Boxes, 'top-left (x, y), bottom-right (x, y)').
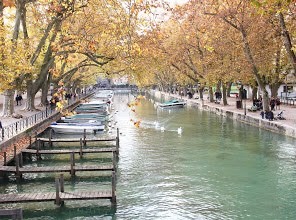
top-left (1, 93), bottom-right (296, 219)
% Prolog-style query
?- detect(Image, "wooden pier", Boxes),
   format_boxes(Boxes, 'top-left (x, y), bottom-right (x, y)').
top-left (0, 128), bottom-right (120, 207)
top-left (0, 173), bottom-right (116, 205)
top-left (22, 147), bottom-right (117, 155)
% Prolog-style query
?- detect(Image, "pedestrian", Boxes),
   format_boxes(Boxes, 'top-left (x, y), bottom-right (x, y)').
top-left (15, 95), bottom-right (20, 106)
top-left (0, 120), bottom-right (2, 129)
top-left (270, 96), bottom-right (275, 111)
top-left (19, 94), bottom-right (23, 105)
top-left (275, 97), bottom-right (281, 110)
top-left (260, 111), bottom-right (265, 119)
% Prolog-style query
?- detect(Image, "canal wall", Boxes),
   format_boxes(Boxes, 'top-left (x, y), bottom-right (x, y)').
top-left (149, 90), bottom-right (296, 139)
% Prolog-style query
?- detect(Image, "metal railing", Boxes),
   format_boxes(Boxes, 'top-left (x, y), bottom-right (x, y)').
top-left (0, 92), bottom-right (93, 142)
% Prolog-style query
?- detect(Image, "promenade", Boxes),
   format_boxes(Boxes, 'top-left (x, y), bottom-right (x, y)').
top-left (0, 93), bottom-right (46, 127)
top-left (155, 91), bottom-right (296, 139)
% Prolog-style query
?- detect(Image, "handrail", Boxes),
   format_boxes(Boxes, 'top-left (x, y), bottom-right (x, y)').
top-left (0, 92), bottom-right (93, 142)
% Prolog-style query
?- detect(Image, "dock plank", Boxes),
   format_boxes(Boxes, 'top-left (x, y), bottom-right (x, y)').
top-left (38, 137), bottom-right (116, 143)
top-left (22, 148), bottom-right (116, 155)
top-left (0, 191), bottom-right (113, 204)
top-left (0, 164), bottom-right (114, 174)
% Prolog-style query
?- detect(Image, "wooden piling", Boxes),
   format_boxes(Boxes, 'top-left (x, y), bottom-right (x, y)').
top-left (35, 131), bottom-right (38, 147)
top-left (55, 177), bottom-right (61, 205)
top-left (15, 155), bottom-right (21, 179)
top-left (83, 129), bottom-right (86, 147)
top-left (19, 153), bottom-right (23, 168)
top-left (70, 152), bottom-right (75, 177)
top-left (49, 129), bottom-right (53, 147)
top-left (36, 140), bottom-right (41, 160)
top-left (79, 138), bottom-right (83, 159)
top-left (113, 151), bottom-right (116, 172)
top-left (13, 145), bottom-right (17, 160)
top-left (3, 152), bottom-right (6, 166)
top-left (116, 128), bottom-right (120, 153)
top-left (111, 171), bottom-right (116, 203)
top-left (60, 174), bottom-right (64, 193)
top-left (29, 136), bottom-right (32, 148)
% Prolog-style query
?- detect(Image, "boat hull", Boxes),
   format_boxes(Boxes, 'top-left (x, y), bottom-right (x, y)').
top-left (50, 124), bottom-right (105, 134)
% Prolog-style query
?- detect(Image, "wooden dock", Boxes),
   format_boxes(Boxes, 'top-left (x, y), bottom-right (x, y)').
top-left (0, 129), bottom-right (119, 206)
top-left (22, 147), bottom-right (117, 155)
top-left (0, 173), bottom-right (116, 205)
top-left (0, 191), bottom-right (113, 204)
top-left (37, 137), bottom-right (117, 143)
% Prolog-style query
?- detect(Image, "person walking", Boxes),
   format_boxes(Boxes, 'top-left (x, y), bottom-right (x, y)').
top-left (19, 94), bottom-right (23, 105)
top-left (15, 95), bottom-right (20, 106)
top-left (275, 97), bottom-right (281, 110)
top-left (270, 96), bottom-right (276, 111)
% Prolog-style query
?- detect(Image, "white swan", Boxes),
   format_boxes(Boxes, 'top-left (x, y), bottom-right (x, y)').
top-left (177, 127), bottom-right (182, 134)
top-left (160, 126), bottom-right (165, 132)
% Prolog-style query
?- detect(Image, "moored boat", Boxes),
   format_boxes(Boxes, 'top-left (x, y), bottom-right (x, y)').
top-left (50, 123), bottom-right (105, 134)
top-left (157, 99), bottom-right (186, 108)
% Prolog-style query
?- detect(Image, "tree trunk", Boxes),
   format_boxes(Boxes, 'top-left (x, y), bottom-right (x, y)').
top-left (209, 86), bottom-right (214, 102)
top-left (252, 86), bottom-right (258, 100)
top-left (2, 90), bottom-right (15, 116)
top-left (198, 86), bottom-right (204, 100)
top-left (269, 84), bottom-right (280, 98)
top-left (240, 27), bottom-right (270, 111)
top-left (222, 83), bottom-right (228, 105)
top-left (41, 73), bottom-right (51, 106)
top-left (25, 80), bottom-right (36, 111)
top-left (226, 82), bottom-right (232, 97)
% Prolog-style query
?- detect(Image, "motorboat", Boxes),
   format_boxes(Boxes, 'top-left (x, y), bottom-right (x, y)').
top-left (50, 122), bottom-right (105, 134)
top-left (157, 99), bottom-right (186, 108)
top-left (60, 113), bottom-right (111, 124)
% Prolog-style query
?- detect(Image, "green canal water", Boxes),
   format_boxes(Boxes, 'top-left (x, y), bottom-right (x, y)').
top-left (1, 94), bottom-right (296, 219)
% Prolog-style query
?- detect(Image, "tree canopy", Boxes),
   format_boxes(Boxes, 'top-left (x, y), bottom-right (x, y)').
top-left (0, 0), bottom-right (295, 113)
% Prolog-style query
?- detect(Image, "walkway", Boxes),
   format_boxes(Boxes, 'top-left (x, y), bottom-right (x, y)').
top-left (0, 93), bottom-right (47, 127)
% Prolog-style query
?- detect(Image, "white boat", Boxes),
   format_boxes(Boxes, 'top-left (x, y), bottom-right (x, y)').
top-left (95, 90), bottom-right (114, 101)
top-left (157, 99), bottom-right (186, 108)
top-left (50, 123), bottom-right (105, 134)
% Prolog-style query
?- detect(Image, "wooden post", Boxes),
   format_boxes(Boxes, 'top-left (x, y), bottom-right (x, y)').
top-left (36, 140), bottom-right (41, 160)
top-left (15, 155), bottom-right (21, 179)
top-left (83, 129), bottom-right (86, 147)
top-left (19, 153), bottom-right (23, 168)
top-left (111, 171), bottom-right (116, 203)
top-left (60, 174), bottom-right (64, 192)
top-left (70, 152), bottom-right (75, 177)
top-left (79, 138), bottom-right (83, 159)
top-left (49, 129), bottom-right (52, 147)
top-left (3, 152), bottom-right (6, 166)
top-left (113, 151), bottom-right (116, 172)
top-left (29, 136), bottom-right (32, 148)
top-left (55, 177), bottom-right (61, 205)
top-left (116, 128), bottom-right (120, 152)
top-left (35, 131), bottom-right (38, 147)
top-left (14, 145), bottom-right (17, 160)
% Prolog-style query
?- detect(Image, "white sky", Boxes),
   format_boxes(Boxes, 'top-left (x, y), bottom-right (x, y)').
top-left (168, 0), bottom-right (189, 6)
